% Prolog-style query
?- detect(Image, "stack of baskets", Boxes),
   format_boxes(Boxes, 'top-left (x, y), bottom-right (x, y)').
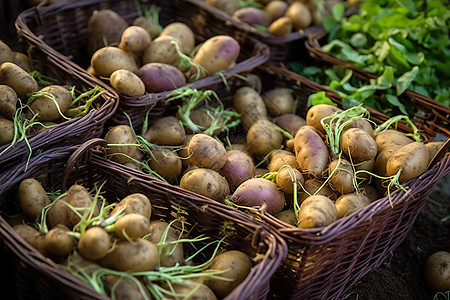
top-left (15, 0), bottom-right (270, 128)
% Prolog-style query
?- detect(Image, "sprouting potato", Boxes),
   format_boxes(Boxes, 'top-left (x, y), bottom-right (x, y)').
top-left (159, 22), bottom-right (195, 54)
top-left (276, 166), bottom-right (304, 194)
top-left (334, 192), bottom-right (370, 219)
top-left (78, 226), bottom-right (112, 260)
top-left (328, 158), bottom-right (355, 195)
top-left (18, 178), bottom-right (50, 220)
top-left (27, 85), bottom-right (73, 121)
top-left (142, 35), bottom-right (180, 66)
top-left (113, 213), bottom-right (151, 240)
top-left (65, 184), bottom-right (99, 228)
top-left (91, 46), bottom-right (138, 77)
top-left (386, 141), bottom-right (429, 183)
top-left (297, 195), bottom-right (337, 229)
top-left (146, 220), bottom-right (185, 267)
top-left (103, 124), bottom-right (138, 164)
top-left (44, 225), bottom-right (77, 258)
top-left (340, 127), bottom-right (377, 163)
top-left (263, 87), bottom-right (295, 117)
top-left (46, 195), bottom-right (72, 229)
top-left (233, 86), bottom-right (268, 130)
top-left (110, 193), bottom-right (152, 219)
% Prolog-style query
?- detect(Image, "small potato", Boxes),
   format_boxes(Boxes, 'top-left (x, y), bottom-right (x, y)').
top-left (138, 62), bottom-right (186, 92)
top-left (110, 193), bottom-right (152, 219)
top-left (233, 7), bottom-right (271, 27)
top-left (132, 16), bottom-right (161, 40)
top-left (0, 40), bottom-right (14, 64)
top-left (204, 250), bottom-right (252, 298)
top-left (160, 22), bottom-right (195, 53)
top-left (265, 0), bottom-right (289, 21)
top-left (180, 168), bottom-right (230, 202)
top-left (13, 224), bottom-right (48, 256)
top-left (149, 147), bottom-right (182, 182)
top-left (118, 25), bottom-right (151, 53)
top-left (425, 141), bottom-right (445, 165)
top-left (246, 119), bottom-right (283, 158)
top-left (0, 116), bottom-right (14, 145)
top-left (334, 192), bottom-right (370, 219)
top-left (103, 274), bottom-right (151, 300)
top-left (285, 1), bottom-right (312, 30)
top-left (0, 62), bottom-right (39, 99)
top-left (114, 213), bottom-right (151, 240)
top-left (187, 133), bottom-right (227, 171)
top-left (98, 239), bottom-right (158, 272)
top-left (276, 166), bottom-right (304, 194)
top-left (233, 86), bottom-right (268, 130)
top-left (268, 16), bottom-right (293, 36)
top-left (273, 113), bottom-right (306, 137)
top-left (0, 84), bottom-right (18, 118)
top-left (191, 35), bottom-right (240, 79)
top-left (91, 46), bottom-right (138, 77)
top-left (306, 104), bottom-right (342, 134)
top-left (142, 115), bottom-right (186, 146)
top-left (78, 226), bottom-right (112, 260)
top-left (340, 128), bottom-right (377, 163)
top-left (12, 51), bottom-right (32, 72)
top-left (46, 195), bottom-right (72, 229)
top-left (269, 149), bottom-right (298, 172)
top-left (104, 124), bottom-right (138, 164)
top-left (66, 184), bottom-right (100, 227)
top-left (219, 149), bottom-right (255, 190)
top-left (205, 0), bottom-right (240, 15)
top-left (28, 85), bottom-right (72, 121)
top-left (359, 182), bottom-right (381, 203)
top-left (297, 195), bottom-right (337, 229)
top-left (328, 158), bottom-right (355, 195)
top-left (275, 209), bottom-right (298, 226)
top-left (110, 69), bottom-right (146, 96)
top-left (298, 178), bottom-right (336, 204)
top-left (374, 129), bottom-right (413, 153)
top-left (18, 178), bottom-right (50, 220)
top-left (163, 279), bottom-right (217, 300)
top-left (146, 220), bottom-right (184, 267)
top-left (263, 87), bottom-right (294, 117)
top-left (424, 251), bottom-right (450, 292)
top-left (142, 35), bottom-right (180, 66)
top-left (386, 142), bottom-right (429, 183)
top-left (294, 125), bottom-right (329, 177)
top-left (44, 224), bottom-right (77, 258)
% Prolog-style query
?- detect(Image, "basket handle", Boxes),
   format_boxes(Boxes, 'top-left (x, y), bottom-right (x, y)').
top-left (61, 138), bottom-right (107, 192)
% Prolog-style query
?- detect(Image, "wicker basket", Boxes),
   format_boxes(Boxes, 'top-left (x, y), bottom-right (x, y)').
top-left (234, 63), bottom-right (449, 299)
top-left (15, 0), bottom-right (270, 129)
top-left (304, 28), bottom-right (450, 139)
top-left (0, 139), bottom-right (287, 300)
top-left (0, 38), bottom-right (118, 174)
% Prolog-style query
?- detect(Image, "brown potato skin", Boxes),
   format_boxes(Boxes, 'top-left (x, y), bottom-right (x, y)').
top-left (0, 116), bottom-right (14, 145)
top-left (340, 128), bottom-right (377, 163)
top-left (0, 84), bottom-right (17, 118)
top-left (149, 147), bottom-right (182, 182)
top-left (180, 168), bottom-right (230, 202)
top-left (274, 113), bottom-right (306, 137)
top-left (297, 195), bottom-right (337, 229)
top-left (263, 87), bottom-right (294, 117)
top-left (66, 184), bottom-right (99, 227)
top-left (159, 22), bottom-right (195, 53)
top-left (110, 193), bottom-right (152, 219)
top-left (104, 125), bottom-right (138, 164)
top-left (146, 220), bottom-right (184, 267)
top-left (18, 178), bottom-right (50, 219)
top-left (386, 142), bottom-right (429, 183)
top-left (285, 2), bottom-right (312, 30)
top-left (44, 225), bottom-right (77, 258)
top-left (334, 192), bottom-right (370, 219)
top-left (298, 178), bottom-right (337, 204)
top-left (142, 115), bottom-right (186, 146)
top-left (28, 85), bottom-right (72, 121)
top-left (103, 274), bottom-right (151, 300)
top-left (269, 149), bottom-right (298, 172)
top-left (275, 209), bottom-right (298, 226)
top-left (328, 158), bottom-right (355, 195)
top-left (142, 35), bottom-right (180, 66)
top-left (424, 251), bottom-right (450, 292)
top-left (110, 69), bottom-right (145, 96)
top-left (78, 226), bottom-right (112, 260)
top-left (118, 25), bottom-right (151, 53)
top-left (276, 166), bottom-right (304, 194)
top-left (306, 104), bottom-right (342, 134)
top-left (187, 133), bottom-right (227, 172)
top-left (425, 141), bottom-right (445, 165)
top-left (294, 125), bottom-right (329, 177)
top-left (47, 195), bottom-right (72, 229)
top-left (246, 119), bottom-right (283, 158)
top-left (374, 129), bottom-right (413, 153)
top-left (91, 46), bottom-right (138, 77)
top-left (233, 86), bottom-right (268, 130)
top-left (0, 62), bottom-right (39, 99)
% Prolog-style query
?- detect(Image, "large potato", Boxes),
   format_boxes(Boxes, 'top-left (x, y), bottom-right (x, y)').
top-left (386, 142), bottom-right (429, 183)
top-left (118, 25), bottom-right (151, 53)
top-left (142, 115), bottom-right (186, 146)
top-left (17, 178), bottom-right (50, 220)
top-left (159, 22), bottom-right (195, 53)
top-left (187, 133), bottom-right (227, 172)
top-left (340, 128), bottom-right (377, 163)
top-left (246, 119), bottom-right (283, 157)
top-left (180, 168), bottom-right (230, 202)
top-left (262, 87), bottom-right (294, 117)
top-left (103, 125), bottom-right (138, 164)
top-left (91, 46), bottom-right (138, 77)
top-left (297, 195), bottom-right (337, 229)
top-left (233, 86), bottom-right (268, 130)
top-left (28, 85), bottom-right (72, 121)
top-left (141, 35), bottom-right (180, 66)
top-left (0, 62), bottom-right (39, 99)
top-left (294, 125), bottom-right (329, 177)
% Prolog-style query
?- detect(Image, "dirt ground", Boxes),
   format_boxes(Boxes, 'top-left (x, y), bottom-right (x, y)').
top-left (343, 173), bottom-right (450, 300)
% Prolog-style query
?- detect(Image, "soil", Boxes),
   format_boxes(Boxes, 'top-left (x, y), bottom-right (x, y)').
top-left (343, 173), bottom-right (450, 300)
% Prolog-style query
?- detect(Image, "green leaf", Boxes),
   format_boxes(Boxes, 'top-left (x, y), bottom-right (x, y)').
top-left (342, 96), bottom-right (362, 110)
top-left (332, 3), bottom-right (346, 21)
top-left (396, 66), bottom-right (419, 95)
top-left (307, 92), bottom-right (338, 107)
top-left (386, 94), bottom-right (407, 115)
top-left (350, 33), bottom-right (368, 48)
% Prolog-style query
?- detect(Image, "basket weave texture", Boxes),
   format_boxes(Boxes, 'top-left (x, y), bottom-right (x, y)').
top-left (304, 29), bottom-right (450, 139)
top-left (15, 0), bottom-right (270, 128)
top-left (0, 139), bottom-right (287, 300)
top-left (0, 40), bottom-right (118, 175)
top-left (246, 63), bottom-right (450, 300)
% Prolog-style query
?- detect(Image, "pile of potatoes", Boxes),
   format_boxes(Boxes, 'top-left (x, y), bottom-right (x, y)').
top-left (100, 77), bottom-right (445, 230)
top-left (10, 178), bottom-right (253, 299)
top-left (86, 9), bottom-right (240, 96)
top-left (204, 0), bottom-right (360, 37)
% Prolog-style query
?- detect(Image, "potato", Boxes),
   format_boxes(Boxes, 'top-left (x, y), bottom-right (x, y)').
top-left (0, 40), bottom-right (14, 64)
top-left (298, 178), bottom-right (336, 204)
top-left (273, 113), bottom-right (306, 137)
top-left (265, 0), bottom-right (289, 21)
top-left (110, 193), bottom-right (152, 219)
top-left (132, 16), bottom-right (161, 40)
top-left (180, 168), bottom-right (230, 202)
top-left (160, 22), bottom-right (195, 53)
top-left (374, 129), bottom-right (413, 153)
top-left (18, 178), bottom-right (50, 220)
top-left (142, 115), bottom-right (186, 146)
top-left (268, 16), bottom-right (293, 36)
top-left (263, 87), bottom-right (294, 117)
top-left (297, 195), bottom-right (337, 229)
top-left (306, 104), bottom-right (342, 134)
top-left (373, 146), bottom-right (401, 176)
top-left (65, 184), bottom-right (99, 227)
top-left (204, 250), bottom-right (252, 298)
top-left (269, 149), bottom-right (298, 172)
top-left (0, 62), bottom-right (39, 99)
top-left (28, 85), bottom-right (72, 121)
top-left (12, 51), bottom-right (32, 73)
top-left (425, 141), bottom-right (445, 165)
top-left (334, 192), bottom-right (370, 219)
top-left (233, 86), bottom-right (268, 130)
top-left (98, 239), bottom-right (158, 272)
top-left (78, 226), bottom-right (111, 260)
top-left (103, 274), bottom-right (151, 300)
top-left (13, 224), bottom-right (48, 256)
top-left (276, 166), bottom-right (304, 194)
top-left (142, 35), bottom-right (180, 66)
top-left (163, 279), bottom-right (217, 300)
top-left (0, 84), bottom-right (18, 118)
top-left (359, 182), bottom-right (381, 203)
top-left (44, 225), bottom-right (77, 258)
top-left (205, 0), bottom-right (240, 15)
top-left (219, 149), bottom-right (255, 190)
top-left (354, 158), bottom-right (375, 180)
top-left (294, 125), bottom-right (330, 177)
top-left (87, 9), bottom-right (128, 56)
top-left (275, 209), bottom-right (298, 226)
top-left (340, 128), bottom-right (377, 163)
top-left (424, 251), bottom-right (450, 292)
top-left (328, 158), bottom-right (355, 195)
top-left (0, 116), bottom-right (14, 145)
top-left (149, 147), bottom-right (182, 182)
top-left (187, 133), bottom-right (227, 172)
top-left (386, 142), bottom-right (429, 183)
top-left (46, 195), bottom-right (72, 229)
top-left (113, 213), bottom-right (151, 240)
top-left (246, 119), bottom-right (283, 157)
top-left (91, 46), bottom-right (138, 77)
top-left (110, 69), bottom-right (146, 96)
top-left (137, 62), bottom-right (186, 92)
top-left (187, 108), bottom-right (224, 136)
top-left (103, 125), bottom-right (138, 164)
top-left (233, 7), bottom-right (271, 27)
top-left (191, 35), bottom-right (240, 79)
top-left (146, 220), bottom-right (184, 267)
top-left (118, 25), bottom-right (151, 53)
top-left (343, 118), bottom-right (374, 138)
top-left (285, 1), bottom-right (312, 30)
top-left (230, 177), bottom-right (286, 215)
